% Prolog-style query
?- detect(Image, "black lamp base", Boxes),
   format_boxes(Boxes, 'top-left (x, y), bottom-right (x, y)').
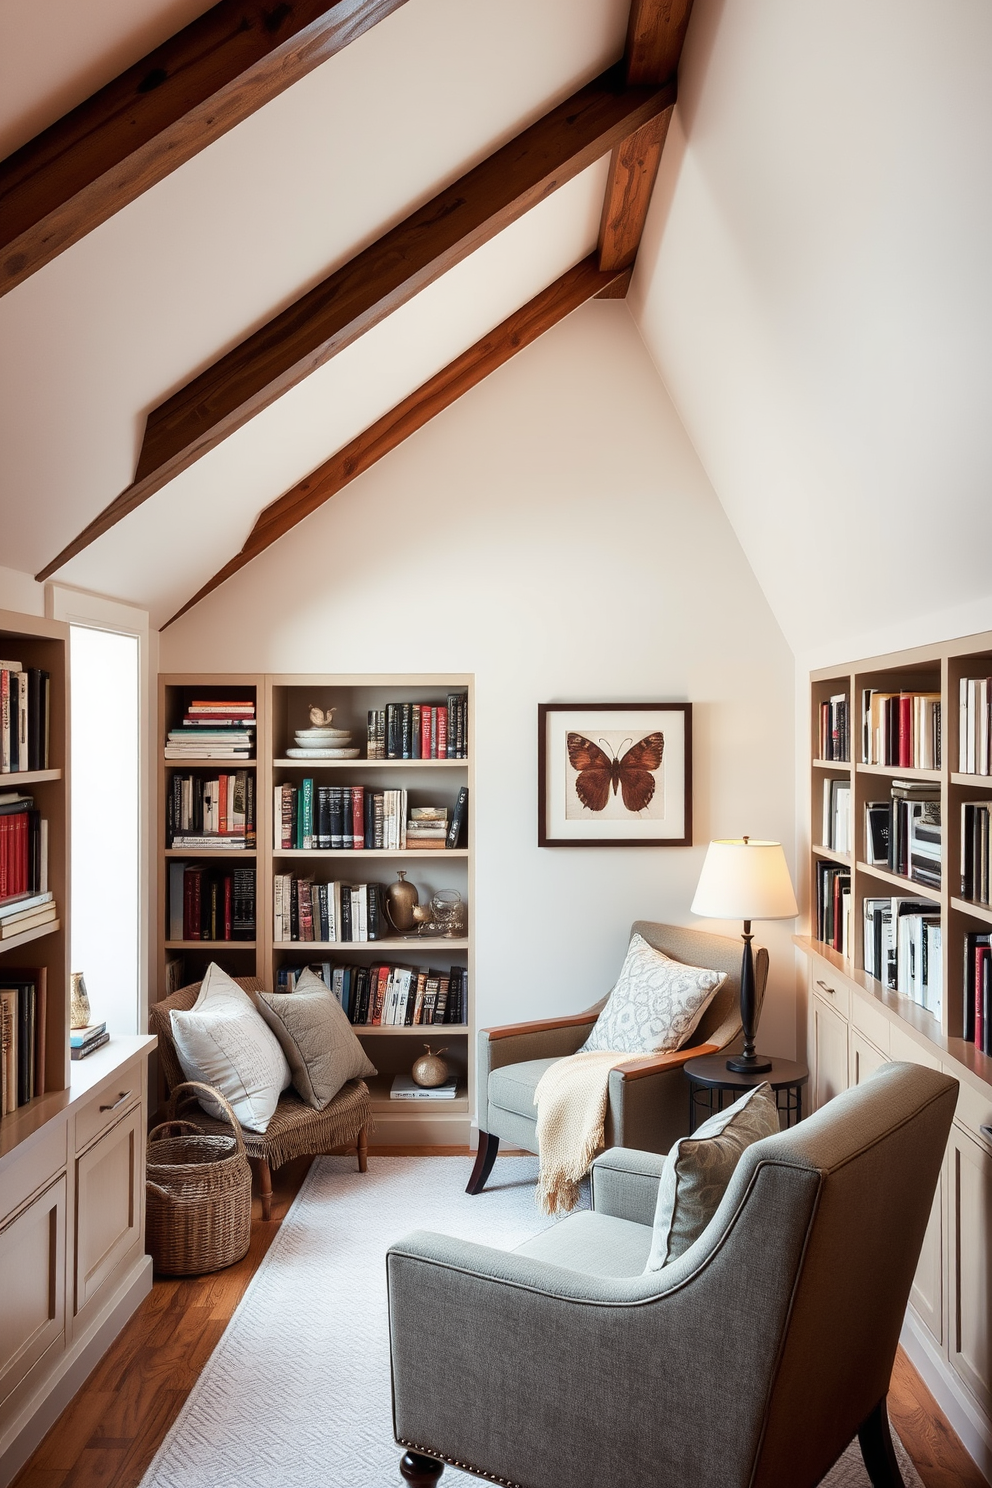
top-left (726, 1052), bottom-right (773, 1074)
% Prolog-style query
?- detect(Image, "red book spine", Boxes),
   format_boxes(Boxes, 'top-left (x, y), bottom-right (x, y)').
top-left (351, 786), bottom-right (365, 849)
top-left (436, 705), bottom-right (448, 759)
top-left (420, 708), bottom-right (432, 760)
top-left (0, 816), bottom-right (8, 899)
top-left (184, 870), bottom-right (201, 939)
top-left (898, 694), bottom-right (912, 768)
top-left (14, 812), bottom-right (27, 896)
top-left (223, 876), bottom-right (233, 940)
top-left (219, 775), bottom-right (228, 836)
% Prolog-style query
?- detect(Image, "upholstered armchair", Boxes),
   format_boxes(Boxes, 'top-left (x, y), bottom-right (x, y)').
top-left (388, 1061), bottom-right (957, 1488)
top-left (466, 920), bottom-right (766, 1194)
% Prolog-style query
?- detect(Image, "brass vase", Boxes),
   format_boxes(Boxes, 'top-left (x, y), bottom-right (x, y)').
top-left (383, 870), bottom-right (418, 934)
top-left (412, 1045), bottom-right (449, 1088)
top-left (70, 973), bottom-right (91, 1030)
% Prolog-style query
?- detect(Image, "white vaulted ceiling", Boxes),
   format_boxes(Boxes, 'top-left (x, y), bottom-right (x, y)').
top-left (1, 0), bottom-right (991, 648)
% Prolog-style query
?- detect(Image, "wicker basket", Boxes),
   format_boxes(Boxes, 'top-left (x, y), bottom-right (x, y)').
top-left (146, 1081), bottom-right (253, 1276)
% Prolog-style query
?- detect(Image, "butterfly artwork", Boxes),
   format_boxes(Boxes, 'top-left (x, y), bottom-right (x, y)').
top-left (565, 730), bottom-right (665, 815)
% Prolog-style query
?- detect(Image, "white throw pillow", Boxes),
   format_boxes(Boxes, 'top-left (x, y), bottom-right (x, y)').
top-left (581, 934), bottom-right (726, 1055)
top-left (646, 1082), bottom-right (780, 1270)
top-left (170, 962), bottom-right (292, 1133)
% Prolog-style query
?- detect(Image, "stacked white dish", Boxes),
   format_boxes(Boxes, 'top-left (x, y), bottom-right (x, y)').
top-left (287, 725), bottom-right (360, 759)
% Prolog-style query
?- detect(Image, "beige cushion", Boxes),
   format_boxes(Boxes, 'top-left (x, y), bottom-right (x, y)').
top-left (581, 933), bottom-right (726, 1055)
top-left (257, 966), bottom-right (377, 1110)
top-left (170, 962), bottom-right (291, 1133)
top-left (646, 1082), bottom-right (780, 1270)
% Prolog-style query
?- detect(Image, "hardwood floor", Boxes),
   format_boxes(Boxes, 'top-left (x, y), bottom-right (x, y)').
top-left (11, 1152), bottom-right (990, 1488)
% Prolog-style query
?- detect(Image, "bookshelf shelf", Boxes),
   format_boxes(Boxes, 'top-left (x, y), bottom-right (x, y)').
top-left (950, 772), bottom-right (992, 788)
top-left (812, 844), bottom-right (850, 867)
top-left (0, 767), bottom-right (62, 785)
top-left (272, 937), bottom-right (469, 952)
top-left (950, 897), bottom-right (992, 927)
top-left (163, 848), bottom-right (257, 858)
top-left (0, 918), bottom-right (63, 954)
top-left (164, 939), bottom-right (257, 950)
top-left (359, 1024), bottom-right (468, 1037)
top-left (855, 762), bottom-right (942, 782)
top-left (162, 756), bottom-right (256, 766)
top-left (272, 758), bottom-right (465, 770)
top-left (272, 848), bottom-right (469, 859)
top-left (812, 758), bottom-right (851, 771)
top-left (854, 861), bottom-right (943, 898)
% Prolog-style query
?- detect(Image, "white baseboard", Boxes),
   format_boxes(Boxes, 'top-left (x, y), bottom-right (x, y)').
top-left (900, 1310), bottom-right (992, 1484)
top-left (0, 1255), bottom-right (153, 1488)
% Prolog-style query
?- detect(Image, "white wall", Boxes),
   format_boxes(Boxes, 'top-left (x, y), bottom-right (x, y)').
top-left (161, 301), bottom-right (800, 1058)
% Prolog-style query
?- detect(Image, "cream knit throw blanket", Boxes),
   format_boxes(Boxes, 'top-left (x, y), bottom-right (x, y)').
top-left (534, 1049), bottom-right (641, 1215)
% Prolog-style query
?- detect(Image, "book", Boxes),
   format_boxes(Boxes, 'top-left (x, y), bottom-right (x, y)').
top-left (447, 786), bottom-right (469, 849)
top-left (70, 1021), bottom-right (107, 1048)
top-left (389, 1075), bottom-right (458, 1100)
top-left (71, 1031), bottom-right (110, 1060)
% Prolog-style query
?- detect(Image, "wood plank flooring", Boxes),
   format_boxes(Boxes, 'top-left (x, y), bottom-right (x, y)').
top-left (12, 1152), bottom-right (990, 1488)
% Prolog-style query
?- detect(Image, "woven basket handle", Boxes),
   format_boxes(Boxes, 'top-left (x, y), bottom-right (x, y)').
top-left (147, 1117), bottom-right (203, 1145)
top-left (166, 1081), bottom-right (247, 1157)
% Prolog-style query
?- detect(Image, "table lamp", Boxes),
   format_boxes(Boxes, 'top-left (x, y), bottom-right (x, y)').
top-left (691, 836), bottom-right (798, 1074)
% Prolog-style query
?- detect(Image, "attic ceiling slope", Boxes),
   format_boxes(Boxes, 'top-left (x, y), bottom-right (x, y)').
top-left (37, 64), bottom-right (676, 581)
top-left (0, 0), bottom-right (410, 296)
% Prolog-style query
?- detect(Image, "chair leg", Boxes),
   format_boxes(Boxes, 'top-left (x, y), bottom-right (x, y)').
top-left (857, 1397), bottom-right (905, 1488)
top-left (252, 1157), bottom-right (273, 1221)
top-left (464, 1131), bottom-right (500, 1195)
top-left (357, 1122), bottom-right (369, 1174)
top-left (400, 1450), bottom-right (444, 1486)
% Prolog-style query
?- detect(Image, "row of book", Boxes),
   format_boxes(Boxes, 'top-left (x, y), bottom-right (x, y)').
top-left (821, 778), bottom-right (851, 853)
top-left (167, 770), bottom-right (257, 848)
top-left (818, 694), bottom-right (850, 761)
top-left (815, 861), bottom-right (852, 954)
top-left (165, 698), bottom-right (256, 760)
top-left (0, 662), bottom-right (51, 773)
top-left (959, 677), bottom-right (992, 776)
top-left (274, 877), bottom-right (387, 942)
top-left (366, 694), bottom-right (467, 759)
top-left (866, 782), bottom-right (941, 888)
top-left (275, 960), bottom-right (467, 1026)
top-left (274, 783), bottom-right (468, 852)
top-left (168, 863), bottom-right (256, 942)
top-left (0, 791), bottom-right (53, 939)
top-left (964, 933), bottom-right (992, 1053)
top-left (863, 897), bottom-right (942, 1016)
top-left (961, 801), bottom-right (992, 903)
top-left (862, 688), bottom-right (941, 770)
top-left (0, 968), bottom-right (47, 1114)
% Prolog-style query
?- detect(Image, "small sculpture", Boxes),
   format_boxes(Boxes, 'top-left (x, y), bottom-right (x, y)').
top-left (383, 870), bottom-right (419, 934)
top-left (309, 705), bottom-right (336, 727)
top-left (70, 972), bottom-right (92, 1030)
top-left (412, 1045), bottom-right (449, 1088)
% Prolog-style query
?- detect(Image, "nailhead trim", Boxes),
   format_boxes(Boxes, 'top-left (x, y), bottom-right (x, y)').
top-left (399, 1438), bottom-right (522, 1487)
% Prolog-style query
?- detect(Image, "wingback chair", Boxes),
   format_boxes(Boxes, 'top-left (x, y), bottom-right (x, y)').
top-left (149, 976), bottom-right (372, 1220)
top-left (388, 1061), bottom-right (958, 1488)
top-left (466, 920), bottom-right (767, 1194)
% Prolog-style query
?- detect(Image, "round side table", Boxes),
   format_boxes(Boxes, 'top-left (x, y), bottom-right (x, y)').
top-left (683, 1054), bottom-right (809, 1133)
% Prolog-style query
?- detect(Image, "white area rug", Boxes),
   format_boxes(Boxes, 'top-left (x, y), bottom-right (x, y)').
top-left (140, 1156), bottom-right (923, 1488)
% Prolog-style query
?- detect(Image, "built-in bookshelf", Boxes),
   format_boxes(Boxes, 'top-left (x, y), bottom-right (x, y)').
top-left (804, 634), bottom-right (992, 1083)
top-left (0, 609), bottom-right (70, 1137)
top-left (157, 674), bottom-right (474, 1142)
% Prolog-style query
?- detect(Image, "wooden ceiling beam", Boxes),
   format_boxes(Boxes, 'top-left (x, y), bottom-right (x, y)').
top-left (162, 254), bottom-right (627, 627)
top-left (0, 0), bottom-right (410, 297)
top-left (625, 0), bottom-right (694, 86)
top-left (37, 65), bottom-right (675, 581)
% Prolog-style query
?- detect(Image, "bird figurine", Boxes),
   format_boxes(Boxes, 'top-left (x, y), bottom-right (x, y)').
top-left (309, 705), bottom-right (336, 727)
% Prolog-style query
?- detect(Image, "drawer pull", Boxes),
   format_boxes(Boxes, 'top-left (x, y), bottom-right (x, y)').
top-left (815, 980), bottom-right (836, 996)
top-left (99, 1090), bottom-right (132, 1113)
top-left (981, 1125), bottom-right (992, 1143)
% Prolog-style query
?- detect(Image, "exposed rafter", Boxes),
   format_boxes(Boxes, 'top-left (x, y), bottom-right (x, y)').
top-left (0, 0), bottom-right (410, 297)
top-left (37, 64), bottom-right (675, 581)
top-left (162, 255), bottom-right (629, 627)
top-left (625, 0), bottom-right (694, 85)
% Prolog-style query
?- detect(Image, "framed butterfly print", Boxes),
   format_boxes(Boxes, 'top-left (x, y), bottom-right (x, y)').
top-left (538, 702), bottom-right (692, 847)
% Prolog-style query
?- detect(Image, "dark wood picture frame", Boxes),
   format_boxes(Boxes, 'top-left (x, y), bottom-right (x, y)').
top-left (538, 701), bottom-right (692, 847)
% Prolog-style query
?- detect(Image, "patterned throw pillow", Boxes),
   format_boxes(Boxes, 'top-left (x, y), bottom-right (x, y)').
top-left (580, 933), bottom-right (727, 1055)
top-left (646, 1082), bottom-right (781, 1270)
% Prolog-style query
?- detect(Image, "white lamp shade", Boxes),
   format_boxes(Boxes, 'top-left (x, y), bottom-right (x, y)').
top-left (691, 839), bottom-right (799, 921)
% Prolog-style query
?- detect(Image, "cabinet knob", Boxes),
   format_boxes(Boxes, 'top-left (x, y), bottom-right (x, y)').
top-left (99, 1090), bottom-right (132, 1112)
top-left (815, 980), bottom-right (836, 996)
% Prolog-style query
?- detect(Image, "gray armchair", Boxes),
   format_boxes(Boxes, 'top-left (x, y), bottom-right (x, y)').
top-left (388, 1061), bottom-right (957, 1488)
top-left (466, 920), bottom-right (766, 1194)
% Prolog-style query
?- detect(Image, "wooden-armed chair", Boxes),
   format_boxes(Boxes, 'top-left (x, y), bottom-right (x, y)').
top-left (388, 1062), bottom-right (958, 1488)
top-left (149, 976), bottom-right (372, 1220)
top-left (466, 920), bottom-right (766, 1194)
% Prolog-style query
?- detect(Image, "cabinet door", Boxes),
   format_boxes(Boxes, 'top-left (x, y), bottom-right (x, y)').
top-left (0, 1176), bottom-right (66, 1408)
top-left (811, 994), bottom-right (849, 1110)
top-left (850, 1030), bottom-right (887, 1087)
top-left (947, 1125), bottom-right (992, 1415)
top-left (909, 1170), bottom-right (943, 1346)
top-left (75, 1106), bottom-right (142, 1316)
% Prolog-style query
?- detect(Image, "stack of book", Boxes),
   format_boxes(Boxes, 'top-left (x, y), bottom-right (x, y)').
top-left (863, 897), bottom-right (941, 1016)
top-left (818, 694), bottom-right (850, 760)
top-left (167, 770), bottom-right (256, 848)
top-left (960, 800), bottom-right (992, 903)
top-left (959, 677), bottom-right (992, 775)
top-left (821, 779), bottom-right (851, 852)
top-left (0, 967), bottom-right (47, 1113)
top-left (168, 862), bottom-right (255, 941)
top-left (405, 806), bottom-right (448, 850)
top-left (366, 693), bottom-right (468, 759)
top-left (390, 1075), bottom-right (459, 1100)
top-left (165, 698), bottom-right (256, 759)
top-left (273, 878), bottom-right (382, 942)
top-left (0, 661), bottom-right (50, 773)
top-left (964, 932), bottom-right (992, 1053)
top-left (886, 781), bottom-right (941, 887)
top-left (70, 1021), bottom-right (109, 1061)
top-left (0, 789), bottom-right (52, 938)
top-left (862, 688), bottom-right (941, 769)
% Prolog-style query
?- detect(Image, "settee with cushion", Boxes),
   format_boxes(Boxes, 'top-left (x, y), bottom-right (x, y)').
top-left (150, 972), bottom-right (373, 1219)
top-left (466, 919), bottom-right (767, 1194)
top-left (389, 1061), bottom-right (958, 1488)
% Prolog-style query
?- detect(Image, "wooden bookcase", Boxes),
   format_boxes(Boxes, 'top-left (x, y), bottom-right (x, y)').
top-left (798, 631), bottom-right (992, 1470)
top-left (156, 673), bottom-right (474, 1145)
